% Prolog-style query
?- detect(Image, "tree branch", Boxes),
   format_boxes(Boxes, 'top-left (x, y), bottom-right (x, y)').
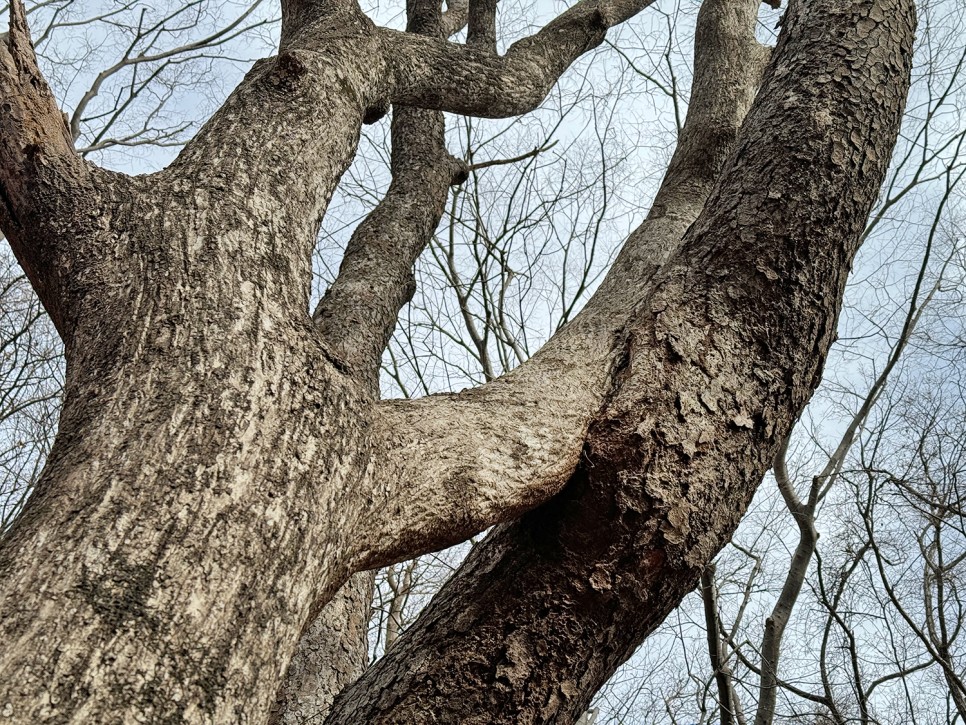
top-left (701, 564), bottom-right (744, 725)
top-left (383, 0), bottom-right (658, 118)
top-left (313, 105), bottom-right (464, 386)
top-left (467, 0), bottom-right (497, 51)
top-left (754, 440), bottom-right (818, 725)
top-left (281, 0), bottom-right (365, 48)
top-left (314, 0), bottom-right (467, 387)
top-left (465, 140), bottom-right (558, 172)
top-left (0, 0), bottom-right (100, 341)
top-left (441, 0), bottom-right (469, 37)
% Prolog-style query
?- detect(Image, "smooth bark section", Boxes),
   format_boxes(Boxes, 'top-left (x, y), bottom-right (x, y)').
top-left (327, 1), bottom-right (916, 722)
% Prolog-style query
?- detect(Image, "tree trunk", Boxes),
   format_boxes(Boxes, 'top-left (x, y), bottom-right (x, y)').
top-left (0, 0), bottom-right (916, 722)
top-left (270, 573), bottom-right (375, 725)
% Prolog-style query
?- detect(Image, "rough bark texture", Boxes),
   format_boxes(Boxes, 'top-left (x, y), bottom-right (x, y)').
top-left (0, 0), bottom-right (916, 721)
top-left (326, 1), bottom-right (917, 722)
top-left (270, 572), bottom-right (374, 725)
top-left (0, 0), bottom-right (662, 717)
top-left (273, 0), bottom-right (467, 718)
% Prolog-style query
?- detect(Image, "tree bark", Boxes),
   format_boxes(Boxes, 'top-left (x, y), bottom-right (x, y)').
top-left (0, 0), bottom-right (917, 722)
top-left (2, 0), bottom-right (663, 718)
top-left (270, 572), bottom-right (374, 725)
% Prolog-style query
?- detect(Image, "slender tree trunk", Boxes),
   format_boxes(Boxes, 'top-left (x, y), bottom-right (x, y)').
top-left (702, 565), bottom-right (744, 725)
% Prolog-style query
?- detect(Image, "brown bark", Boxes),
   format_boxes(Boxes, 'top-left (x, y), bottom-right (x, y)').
top-left (326, 1), bottom-right (917, 722)
top-left (0, 0), bottom-right (917, 722)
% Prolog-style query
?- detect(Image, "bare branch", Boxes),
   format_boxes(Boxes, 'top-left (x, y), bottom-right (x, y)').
top-left (314, 106), bottom-right (464, 386)
top-left (701, 564), bottom-right (745, 725)
top-left (465, 140), bottom-right (558, 172)
top-left (754, 442), bottom-right (819, 725)
top-left (384, 0), bottom-right (659, 118)
top-left (441, 0), bottom-right (469, 37)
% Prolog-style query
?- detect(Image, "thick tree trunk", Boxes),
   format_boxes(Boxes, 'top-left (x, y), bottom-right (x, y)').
top-left (0, 0), bottom-right (916, 722)
top-left (3, 0), bottom-right (651, 718)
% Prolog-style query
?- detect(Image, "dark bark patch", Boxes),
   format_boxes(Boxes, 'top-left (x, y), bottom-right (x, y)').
top-left (77, 555), bottom-right (160, 632)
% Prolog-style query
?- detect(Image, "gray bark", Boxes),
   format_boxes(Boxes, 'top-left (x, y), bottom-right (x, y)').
top-left (702, 565), bottom-right (744, 725)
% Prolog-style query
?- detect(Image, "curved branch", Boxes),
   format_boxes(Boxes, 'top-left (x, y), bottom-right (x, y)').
top-left (384, 0), bottom-right (658, 118)
top-left (441, 0), bottom-right (469, 37)
top-left (754, 440), bottom-right (818, 725)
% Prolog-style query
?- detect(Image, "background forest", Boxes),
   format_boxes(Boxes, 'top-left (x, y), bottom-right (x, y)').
top-left (0, 0), bottom-right (964, 721)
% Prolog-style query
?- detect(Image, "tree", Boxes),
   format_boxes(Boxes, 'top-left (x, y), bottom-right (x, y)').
top-left (0, 0), bottom-right (917, 723)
